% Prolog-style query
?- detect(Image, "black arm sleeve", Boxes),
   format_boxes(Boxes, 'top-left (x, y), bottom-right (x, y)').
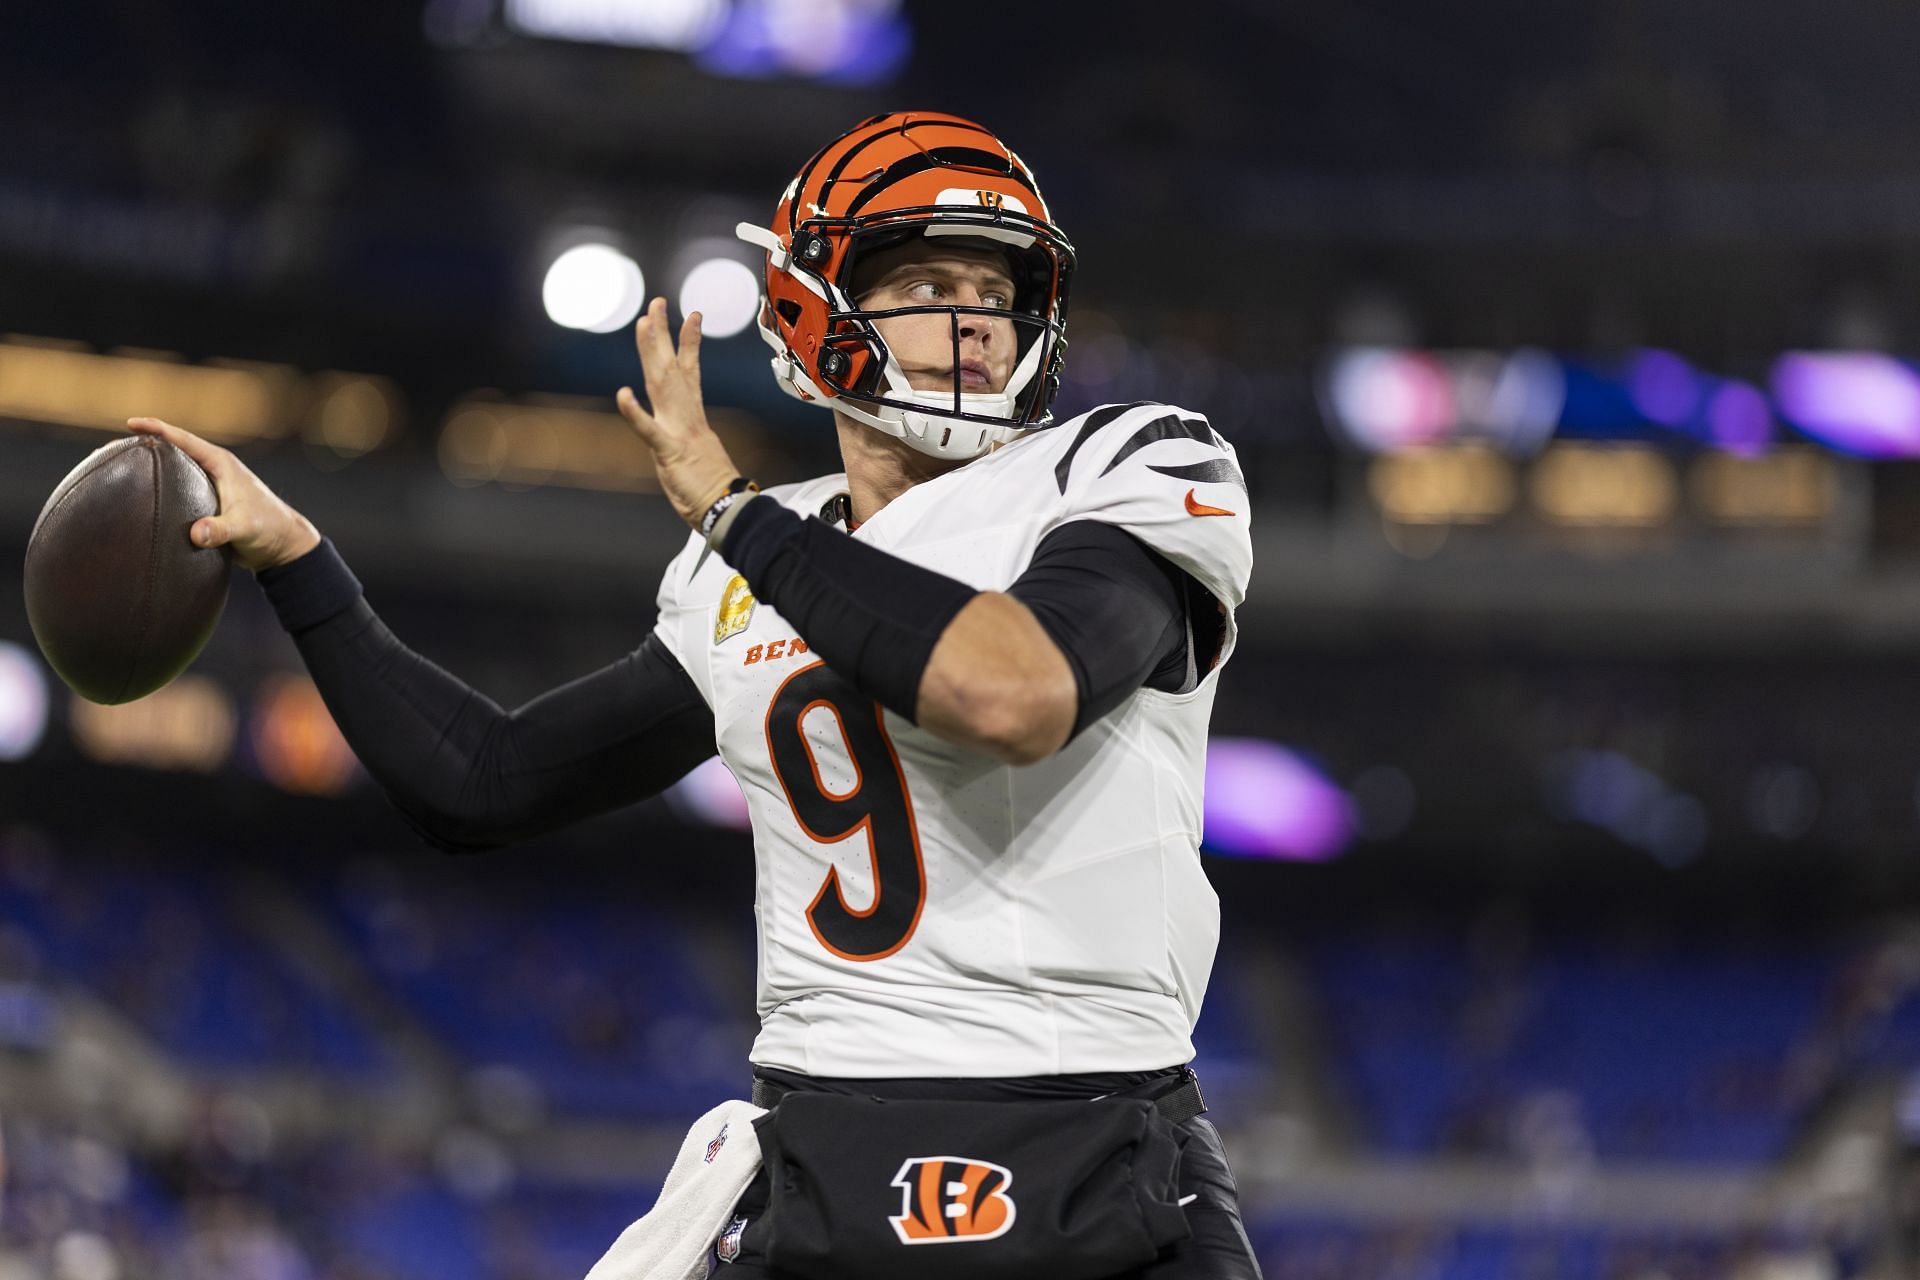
top-left (1007, 521), bottom-right (1192, 739)
top-left (719, 496), bottom-right (1195, 740)
top-left (256, 540), bottom-right (716, 853)
top-left (719, 497), bottom-right (978, 722)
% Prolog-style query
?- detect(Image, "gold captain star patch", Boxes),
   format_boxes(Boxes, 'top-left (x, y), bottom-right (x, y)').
top-left (714, 574), bottom-right (755, 644)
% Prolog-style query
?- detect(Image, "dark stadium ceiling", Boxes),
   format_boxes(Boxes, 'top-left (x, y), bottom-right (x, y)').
top-left (10, 0), bottom-right (1920, 380)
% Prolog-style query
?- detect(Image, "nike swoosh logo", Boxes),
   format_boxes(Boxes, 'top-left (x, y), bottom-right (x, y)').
top-left (1184, 488), bottom-right (1235, 518)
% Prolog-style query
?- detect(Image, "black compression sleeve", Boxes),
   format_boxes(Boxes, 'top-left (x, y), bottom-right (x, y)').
top-left (1007, 521), bottom-right (1191, 739)
top-left (720, 497), bottom-right (1195, 737)
top-left (257, 540), bottom-right (716, 852)
top-left (720, 497), bottom-right (976, 722)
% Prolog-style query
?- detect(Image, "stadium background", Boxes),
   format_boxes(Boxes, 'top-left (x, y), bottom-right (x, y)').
top-left (4, 1), bottom-right (1920, 1276)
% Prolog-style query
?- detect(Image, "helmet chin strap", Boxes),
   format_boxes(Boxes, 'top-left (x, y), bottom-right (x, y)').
top-left (832, 393), bottom-right (1011, 462)
top-left (843, 333), bottom-right (1048, 461)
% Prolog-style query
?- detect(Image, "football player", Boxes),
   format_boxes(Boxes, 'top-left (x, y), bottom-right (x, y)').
top-left (131, 111), bottom-right (1259, 1278)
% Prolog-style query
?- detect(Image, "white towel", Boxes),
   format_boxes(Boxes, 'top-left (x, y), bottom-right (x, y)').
top-left (586, 1099), bottom-right (768, 1280)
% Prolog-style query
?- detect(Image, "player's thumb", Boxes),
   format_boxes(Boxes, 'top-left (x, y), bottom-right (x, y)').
top-left (191, 517), bottom-right (230, 549)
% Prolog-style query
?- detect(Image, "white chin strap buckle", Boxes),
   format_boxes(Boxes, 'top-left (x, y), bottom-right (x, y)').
top-left (905, 412), bottom-right (998, 460)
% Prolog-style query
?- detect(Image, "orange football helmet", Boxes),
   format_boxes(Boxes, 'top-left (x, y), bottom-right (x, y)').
top-left (736, 111), bottom-right (1075, 461)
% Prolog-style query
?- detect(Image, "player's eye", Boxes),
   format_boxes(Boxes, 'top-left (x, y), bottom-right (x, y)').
top-left (983, 291), bottom-right (1012, 309)
top-left (907, 280), bottom-right (945, 302)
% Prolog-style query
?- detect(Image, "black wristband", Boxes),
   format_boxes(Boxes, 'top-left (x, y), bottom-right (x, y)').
top-left (720, 497), bottom-right (976, 721)
top-left (699, 477), bottom-right (760, 540)
top-left (257, 538), bottom-right (364, 635)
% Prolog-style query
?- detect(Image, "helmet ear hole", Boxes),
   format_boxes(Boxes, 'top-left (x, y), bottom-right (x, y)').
top-left (775, 299), bottom-right (803, 326)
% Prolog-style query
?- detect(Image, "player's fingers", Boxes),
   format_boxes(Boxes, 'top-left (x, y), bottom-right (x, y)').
top-left (190, 516), bottom-right (231, 549)
top-left (632, 311), bottom-right (668, 404)
top-left (635, 297), bottom-right (678, 378)
top-left (616, 386), bottom-right (662, 445)
top-left (674, 314), bottom-right (707, 412)
top-left (678, 311), bottom-right (703, 371)
top-left (128, 417), bottom-right (231, 479)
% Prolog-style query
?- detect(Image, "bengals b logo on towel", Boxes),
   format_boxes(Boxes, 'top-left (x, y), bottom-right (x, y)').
top-left (888, 1157), bottom-right (1016, 1244)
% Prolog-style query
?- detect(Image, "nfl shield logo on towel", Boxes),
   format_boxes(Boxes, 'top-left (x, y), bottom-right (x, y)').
top-left (716, 1216), bottom-right (748, 1264)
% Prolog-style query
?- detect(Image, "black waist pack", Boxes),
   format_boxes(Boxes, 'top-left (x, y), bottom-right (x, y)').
top-left (745, 1091), bottom-right (1191, 1280)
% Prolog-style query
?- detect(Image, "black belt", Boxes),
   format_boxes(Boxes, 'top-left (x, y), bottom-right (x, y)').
top-left (751, 1067), bottom-right (1208, 1125)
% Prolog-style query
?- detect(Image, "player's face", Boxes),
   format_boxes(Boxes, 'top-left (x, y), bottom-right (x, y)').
top-left (850, 239), bottom-right (1019, 396)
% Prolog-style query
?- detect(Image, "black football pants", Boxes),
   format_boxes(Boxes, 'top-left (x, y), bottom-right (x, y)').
top-left (715, 1111), bottom-right (1263, 1279)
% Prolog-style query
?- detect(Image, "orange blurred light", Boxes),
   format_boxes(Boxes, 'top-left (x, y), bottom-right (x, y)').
top-left (68, 676), bottom-right (236, 772)
top-left (1530, 444), bottom-right (1677, 528)
top-left (1690, 448), bottom-right (1835, 525)
top-left (251, 675), bottom-right (358, 795)
top-left (0, 339), bottom-right (296, 443)
top-left (1367, 445), bottom-right (1518, 525)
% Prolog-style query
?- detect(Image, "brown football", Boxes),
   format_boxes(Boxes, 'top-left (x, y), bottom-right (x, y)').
top-left (23, 436), bottom-right (230, 705)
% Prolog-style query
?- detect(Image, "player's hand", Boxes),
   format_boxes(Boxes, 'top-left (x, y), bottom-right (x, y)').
top-left (616, 297), bottom-right (743, 530)
top-left (125, 417), bottom-right (322, 572)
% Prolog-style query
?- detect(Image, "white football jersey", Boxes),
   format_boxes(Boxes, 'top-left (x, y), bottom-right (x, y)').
top-left (651, 402), bottom-right (1253, 1077)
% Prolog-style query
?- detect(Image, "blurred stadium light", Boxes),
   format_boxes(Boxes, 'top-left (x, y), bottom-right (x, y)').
top-left (1691, 450), bottom-right (1835, 526)
top-left (67, 676), bottom-right (236, 773)
top-left (1771, 352), bottom-right (1920, 459)
top-left (0, 336), bottom-right (403, 450)
top-left (436, 395), bottom-right (780, 494)
top-left (0, 640), bottom-right (50, 762)
top-left (0, 338), bottom-right (299, 443)
top-left (1529, 444), bottom-right (1677, 528)
top-left (1366, 446), bottom-right (1518, 525)
top-left (502, 0), bottom-right (726, 49)
top-left (1202, 738), bottom-right (1354, 863)
top-left (1315, 345), bottom-right (1920, 461)
top-left (541, 243), bottom-right (645, 335)
top-left (305, 374), bottom-right (405, 459)
top-left (250, 675), bottom-right (359, 796)
top-left (461, 0), bottom-right (911, 84)
top-left (1706, 380), bottom-right (1773, 457)
top-left (677, 257), bottom-right (760, 340)
top-left (1546, 748), bottom-right (1710, 867)
top-left (666, 756), bottom-right (751, 830)
top-left (1364, 441), bottom-right (1838, 533)
top-left (1625, 349), bottom-right (1705, 428)
top-left (439, 393), bottom-right (657, 491)
top-left (698, 0), bottom-right (910, 85)
top-left (1323, 347), bottom-right (1456, 452)
top-left (1322, 347), bottom-right (1564, 455)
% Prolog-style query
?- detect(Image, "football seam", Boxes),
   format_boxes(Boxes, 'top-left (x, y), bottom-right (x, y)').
top-left (24, 442), bottom-right (141, 563)
top-left (111, 443), bottom-right (164, 705)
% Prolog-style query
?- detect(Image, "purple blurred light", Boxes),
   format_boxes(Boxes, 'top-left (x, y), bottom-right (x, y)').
top-left (1626, 349), bottom-right (1702, 426)
top-left (1323, 348), bottom-right (1456, 452)
top-left (1550, 749), bottom-right (1707, 867)
top-left (666, 756), bottom-right (752, 831)
top-left (1203, 738), bottom-right (1354, 862)
top-left (1482, 348), bottom-right (1566, 455)
top-left (1707, 381), bottom-right (1772, 456)
top-left (696, 1), bottom-right (910, 85)
top-left (1771, 352), bottom-right (1920, 459)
